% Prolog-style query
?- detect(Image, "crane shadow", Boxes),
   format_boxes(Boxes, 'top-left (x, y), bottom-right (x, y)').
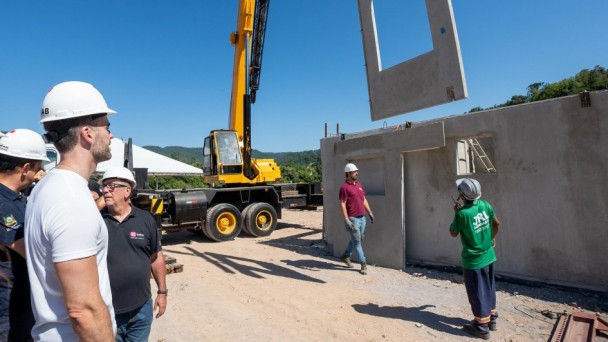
top-left (260, 229), bottom-right (333, 259)
top-left (281, 258), bottom-right (352, 272)
top-left (352, 303), bottom-right (470, 337)
top-left (163, 246), bottom-right (326, 284)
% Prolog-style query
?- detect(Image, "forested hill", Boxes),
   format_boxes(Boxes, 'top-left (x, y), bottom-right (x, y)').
top-left (142, 145), bottom-right (320, 167)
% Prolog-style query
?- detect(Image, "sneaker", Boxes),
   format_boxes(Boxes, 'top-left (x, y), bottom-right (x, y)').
top-left (360, 262), bottom-right (368, 275)
top-left (463, 323), bottom-right (490, 340)
top-left (340, 255), bottom-right (353, 268)
top-left (489, 320), bottom-right (497, 331)
top-left (489, 314), bottom-right (498, 331)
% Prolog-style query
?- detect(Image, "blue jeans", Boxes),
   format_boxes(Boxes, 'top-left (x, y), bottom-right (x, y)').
top-left (343, 216), bottom-right (366, 264)
top-left (115, 298), bottom-right (153, 342)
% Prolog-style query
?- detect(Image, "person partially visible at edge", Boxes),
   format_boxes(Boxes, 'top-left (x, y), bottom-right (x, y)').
top-left (24, 81), bottom-right (117, 341)
top-left (88, 178), bottom-right (106, 210)
top-left (100, 166), bottom-right (167, 342)
top-left (338, 163), bottom-right (375, 275)
top-left (449, 178), bottom-right (501, 340)
top-left (0, 129), bottom-right (48, 342)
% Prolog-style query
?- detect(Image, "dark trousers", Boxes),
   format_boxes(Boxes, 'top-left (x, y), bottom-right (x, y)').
top-left (463, 262), bottom-right (496, 323)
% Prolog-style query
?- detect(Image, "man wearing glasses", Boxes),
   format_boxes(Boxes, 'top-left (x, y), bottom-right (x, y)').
top-left (100, 166), bottom-right (167, 342)
top-left (25, 81), bottom-right (117, 341)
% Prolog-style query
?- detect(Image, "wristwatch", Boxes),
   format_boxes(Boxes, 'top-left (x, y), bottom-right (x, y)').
top-left (157, 289), bottom-right (168, 295)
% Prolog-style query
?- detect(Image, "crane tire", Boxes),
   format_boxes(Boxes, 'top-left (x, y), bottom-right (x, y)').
top-left (204, 203), bottom-right (243, 241)
top-left (244, 202), bottom-right (277, 237)
top-left (241, 203), bottom-right (256, 235)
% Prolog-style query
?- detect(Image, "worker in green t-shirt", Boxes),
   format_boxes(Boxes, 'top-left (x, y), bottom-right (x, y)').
top-left (450, 178), bottom-right (500, 340)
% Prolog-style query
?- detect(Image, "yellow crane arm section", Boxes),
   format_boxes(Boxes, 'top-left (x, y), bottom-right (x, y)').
top-left (228, 0), bottom-right (255, 142)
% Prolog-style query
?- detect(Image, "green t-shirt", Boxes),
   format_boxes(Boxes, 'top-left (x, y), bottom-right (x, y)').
top-left (450, 199), bottom-right (496, 270)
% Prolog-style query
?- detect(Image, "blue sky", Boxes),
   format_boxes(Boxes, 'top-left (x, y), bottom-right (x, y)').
top-left (1, 1), bottom-right (606, 152)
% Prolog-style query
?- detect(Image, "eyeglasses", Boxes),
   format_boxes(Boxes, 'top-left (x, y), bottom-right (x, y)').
top-left (101, 183), bottom-right (129, 191)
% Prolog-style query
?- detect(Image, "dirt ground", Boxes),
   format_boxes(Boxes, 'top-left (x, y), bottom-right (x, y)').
top-left (150, 208), bottom-right (607, 342)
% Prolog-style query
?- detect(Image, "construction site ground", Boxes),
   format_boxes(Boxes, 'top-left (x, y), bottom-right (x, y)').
top-left (150, 208), bottom-right (608, 342)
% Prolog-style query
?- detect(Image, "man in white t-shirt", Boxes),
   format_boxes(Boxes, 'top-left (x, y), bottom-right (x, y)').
top-left (25, 81), bottom-right (118, 341)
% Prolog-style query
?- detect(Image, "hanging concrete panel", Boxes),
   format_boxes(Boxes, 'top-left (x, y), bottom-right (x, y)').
top-left (357, 0), bottom-right (467, 120)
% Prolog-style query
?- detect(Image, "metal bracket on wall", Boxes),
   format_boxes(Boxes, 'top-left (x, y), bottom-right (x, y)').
top-left (446, 86), bottom-right (456, 101)
top-left (580, 91), bottom-right (592, 107)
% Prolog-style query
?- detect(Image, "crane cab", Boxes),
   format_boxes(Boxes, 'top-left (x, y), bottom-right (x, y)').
top-left (203, 130), bottom-right (281, 186)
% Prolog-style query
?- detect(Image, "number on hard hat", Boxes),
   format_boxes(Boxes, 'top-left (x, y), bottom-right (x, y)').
top-left (344, 163), bottom-right (358, 173)
top-left (102, 166), bottom-right (136, 188)
top-left (40, 81), bottom-right (117, 123)
top-left (456, 178), bottom-right (481, 201)
top-left (0, 129), bottom-right (50, 161)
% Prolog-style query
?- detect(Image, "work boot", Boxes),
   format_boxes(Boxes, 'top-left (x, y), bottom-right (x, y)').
top-left (340, 255), bottom-right (353, 268)
top-left (360, 262), bottom-right (368, 275)
top-left (489, 313), bottom-right (498, 331)
top-left (463, 321), bottom-right (490, 340)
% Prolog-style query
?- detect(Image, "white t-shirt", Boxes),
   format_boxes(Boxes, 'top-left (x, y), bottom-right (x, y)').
top-left (25, 169), bottom-right (116, 340)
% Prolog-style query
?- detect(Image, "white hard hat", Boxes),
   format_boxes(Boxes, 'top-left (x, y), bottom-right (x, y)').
top-left (456, 178), bottom-right (481, 201)
top-left (102, 166), bottom-right (136, 187)
top-left (0, 129), bottom-right (50, 161)
top-left (344, 163), bottom-right (358, 172)
top-left (40, 81), bottom-right (117, 123)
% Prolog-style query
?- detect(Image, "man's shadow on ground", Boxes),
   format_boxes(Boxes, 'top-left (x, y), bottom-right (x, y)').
top-left (352, 303), bottom-right (470, 338)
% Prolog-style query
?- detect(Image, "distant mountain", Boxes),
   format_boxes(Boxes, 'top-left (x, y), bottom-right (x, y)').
top-left (142, 145), bottom-right (320, 167)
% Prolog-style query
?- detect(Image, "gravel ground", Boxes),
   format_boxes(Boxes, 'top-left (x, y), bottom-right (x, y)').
top-left (149, 208), bottom-right (608, 342)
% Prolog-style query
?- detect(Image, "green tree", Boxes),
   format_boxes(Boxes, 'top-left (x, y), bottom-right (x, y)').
top-left (278, 153), bottom-right (322, 183)
top-left (147, 175), bottom-right (206, 190)
top-left (468, 65), bottom-right (607, 112)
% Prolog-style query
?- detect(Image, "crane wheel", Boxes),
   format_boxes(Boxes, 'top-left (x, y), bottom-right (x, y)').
top-left (244, 202), bottom-right (277, 237)
top-left (241, 204), bottom-right (256, 235)
top-left (204, 203), bottom-right (243, 241)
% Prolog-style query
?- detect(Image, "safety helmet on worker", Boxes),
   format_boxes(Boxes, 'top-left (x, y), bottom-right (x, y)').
top-left (40, 81), bottom-right (117, 123)
top-left (456, 178), bottom-right (481, 201)
top-left (0, 129), bottom-right (50, 161)
top-left (101, 166), bottom-right (136, 188)
top-left (344, 163), bottom-right (358, 173)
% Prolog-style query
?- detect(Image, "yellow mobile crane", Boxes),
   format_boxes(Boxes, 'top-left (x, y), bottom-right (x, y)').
top-left (202, 0), bottom-right (281, 186)
top-left (132, 0), bottom-right (322, 242)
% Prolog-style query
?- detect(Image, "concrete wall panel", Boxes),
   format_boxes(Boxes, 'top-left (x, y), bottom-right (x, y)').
top-left (321, 90), bottom-right (608, 291)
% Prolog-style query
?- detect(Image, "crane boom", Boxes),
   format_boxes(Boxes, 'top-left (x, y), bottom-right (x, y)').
top-left (203, 0), bottom-right (280, 186)
top-left (228, 0), bottom-right (269, 138)
top-left (249, 0), bottom-right (269, 104)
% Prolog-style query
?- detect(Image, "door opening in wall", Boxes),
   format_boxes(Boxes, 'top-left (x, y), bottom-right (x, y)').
top-left (456, 137), bottom-right (497, 175)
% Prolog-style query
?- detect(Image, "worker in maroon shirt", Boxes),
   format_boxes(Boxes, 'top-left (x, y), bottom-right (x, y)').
top-left (338, 163), bottom-right (374, 275)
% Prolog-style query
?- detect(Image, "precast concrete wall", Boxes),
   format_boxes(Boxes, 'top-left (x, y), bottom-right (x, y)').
top-left (321, 90), bottom-right (608, 291)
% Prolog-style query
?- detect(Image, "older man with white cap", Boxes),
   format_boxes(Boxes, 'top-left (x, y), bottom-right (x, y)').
top-left (449, 178), bottom-right (501, 340)
top-left (100, 166), bottom-right (167, 342)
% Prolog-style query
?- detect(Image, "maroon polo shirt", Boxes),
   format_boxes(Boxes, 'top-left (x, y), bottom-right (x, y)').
top-left (339, 180), bottom-right (366, 217)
